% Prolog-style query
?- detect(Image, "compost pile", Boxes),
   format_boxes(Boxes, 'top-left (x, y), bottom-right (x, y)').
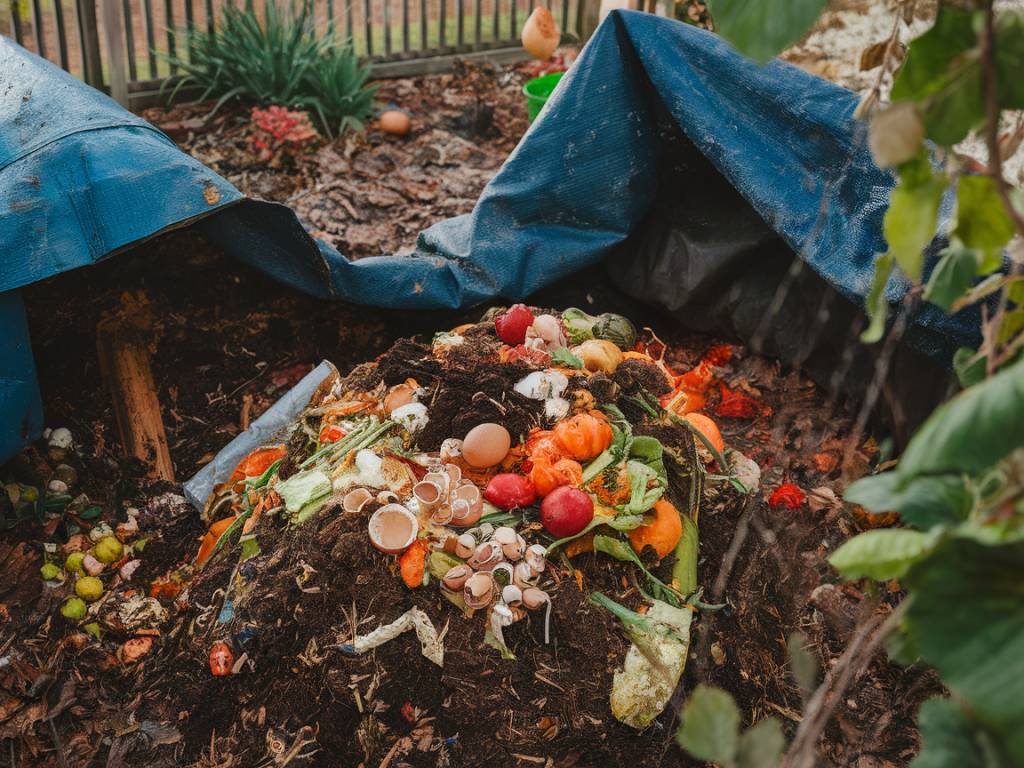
top-left (142, 305), bottom-right (716, 765)
top-left (3, 252), bottom-right (943, 767)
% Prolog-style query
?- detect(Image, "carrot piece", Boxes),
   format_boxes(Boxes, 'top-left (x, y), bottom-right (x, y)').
top-left (684, 413), bottom-right (725, 454)
top-left (196, 515), bottom-right (240, 566)
top-left (399, 539), bottom-right (430, 589)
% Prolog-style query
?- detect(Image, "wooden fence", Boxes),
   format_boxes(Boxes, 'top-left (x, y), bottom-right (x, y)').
top-left (2, 0), bottom-right (582, 109)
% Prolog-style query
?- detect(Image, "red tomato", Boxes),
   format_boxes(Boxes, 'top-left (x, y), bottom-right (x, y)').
top-left (484, 473), bottom-right (537, 510)
top-left (494, 304), bottom-right (535, 346)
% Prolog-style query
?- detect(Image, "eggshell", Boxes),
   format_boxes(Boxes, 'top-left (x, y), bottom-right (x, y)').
top-left (384, 383), bottom-right (416, 413)
top-left (380, 110), bottom-right (411, 136)
top-left (462, 423), bottom-right (512, 468)
top-left (368, 504), bottom-right (418, 554)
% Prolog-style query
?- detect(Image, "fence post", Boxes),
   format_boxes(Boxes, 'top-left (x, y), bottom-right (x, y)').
top-left (576, 0), bottom-right (599, 42)
top-left (99, 0), bottom-right (128, 105)
top-left (76, 0), bottom-right (105, 90)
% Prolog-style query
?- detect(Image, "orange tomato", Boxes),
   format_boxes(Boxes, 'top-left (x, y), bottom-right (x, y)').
top-left (684, 413), bottom-right (725, 454)
top-left (629, 499), bottom-right (683, 559)
top-left (530, 456), bottom-right (583, 497)
top-left (552, 412), bottom-right (613, 462)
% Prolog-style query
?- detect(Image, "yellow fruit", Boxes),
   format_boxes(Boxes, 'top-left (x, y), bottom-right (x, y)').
top-left (61, 597), bottom-right (87, 621)
top-left (75, 576), bottom-right (104, 602)
top-left (66, 551), bottom-right (86, 574)
top-left (94, 536), bottom-right (123, 564)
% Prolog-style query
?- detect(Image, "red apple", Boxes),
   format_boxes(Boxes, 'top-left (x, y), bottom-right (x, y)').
top-left (540, 486), bottom-right (594, 538)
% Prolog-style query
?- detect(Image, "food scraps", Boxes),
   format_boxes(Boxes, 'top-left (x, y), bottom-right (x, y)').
top-left (184, 306), bottom-right (734, 728)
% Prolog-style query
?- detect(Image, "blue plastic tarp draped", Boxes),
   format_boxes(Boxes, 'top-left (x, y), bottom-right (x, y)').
top-left (0, 11), bottom-right (976, 462)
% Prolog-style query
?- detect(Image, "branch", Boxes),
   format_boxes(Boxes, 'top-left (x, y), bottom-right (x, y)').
top-left (981, 0), bottom-right (1024, 236)
top-left (783, 601), bottom-right (908, 768)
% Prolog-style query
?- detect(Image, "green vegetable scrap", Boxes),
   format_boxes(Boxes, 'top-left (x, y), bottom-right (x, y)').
top-left (590, 592), bottom-right (693, 729)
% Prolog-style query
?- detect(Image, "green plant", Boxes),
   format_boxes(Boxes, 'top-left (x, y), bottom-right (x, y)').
top-left (298, 43), bottom-right (379, 137)
top-left (162, 0), bottom-right (375, 136)
top-left (684, 1), bottom-right (1024, 766)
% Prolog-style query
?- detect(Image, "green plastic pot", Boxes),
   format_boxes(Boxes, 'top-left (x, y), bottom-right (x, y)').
top-left (523, 72), bottom-right (565, 123)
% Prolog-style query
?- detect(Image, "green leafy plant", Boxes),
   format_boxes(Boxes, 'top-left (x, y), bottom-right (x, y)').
top-left (297, 43), bottom-right (379, 137)
top-left (162, 0), bottom-right (375, 136)
top-left (677, 2), bottom-right (1024, 766)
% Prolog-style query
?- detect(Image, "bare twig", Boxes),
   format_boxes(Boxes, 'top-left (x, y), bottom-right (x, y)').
top-left (843, 287), bottom-right (921, 474)
top-left (784, 601), bottom-right (908, 768)
top-left (981, 0), bottom-right (1024, 237)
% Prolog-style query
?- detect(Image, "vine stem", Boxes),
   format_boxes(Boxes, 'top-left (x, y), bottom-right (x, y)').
top-left (980, 0), bottom-right (1024, 375)
top-left (783, 600), bottom-right (909, 768)
top-left (981, 0), bottom-right (1024, 237)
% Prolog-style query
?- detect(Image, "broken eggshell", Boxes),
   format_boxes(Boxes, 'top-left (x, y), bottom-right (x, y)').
top-left (454, 533), bottom-right (477, 559)
top-left (463, 572), bottom-right (495, 609)
top-left (368, 504), bottom-right (418, 555)
top-left (413, 480), bottom-right (443, 516)
top-left (384, 381), bottom-right (417, 413)
top-left (524, 544), bottom-right (547, 575)
top-left (467, 541), bottom-right (503, 572)
top-left (439, 438), bottom-right (463, 463)
top-left (492, 527), bottom-right (525, 561)
top-left (343, 488), bottom-right (374, 515)
top-left (502, 584), bottom-right (523, 606)
top-left (442, 564), bottom-right (472, 591)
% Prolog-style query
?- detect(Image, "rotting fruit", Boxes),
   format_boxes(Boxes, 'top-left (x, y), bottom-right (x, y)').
top-left (75, 576), bottom-right (104, 602)
top-left (484, 474), bottom-right (536, 510)
top-left (540, 486), bottom-right (594, 538)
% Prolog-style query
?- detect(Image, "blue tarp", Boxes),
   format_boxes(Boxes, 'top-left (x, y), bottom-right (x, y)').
top-left (0, 11), bottom-right (975, 462)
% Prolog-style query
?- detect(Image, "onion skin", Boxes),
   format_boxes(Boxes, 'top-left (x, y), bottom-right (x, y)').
top-left (521, 7), bottom-right (559, 60)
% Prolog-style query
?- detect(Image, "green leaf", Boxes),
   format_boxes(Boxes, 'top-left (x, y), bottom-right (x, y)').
top-left (911, 697), bottom-right (998, 768)
top-left (550, 347), bottom-right (583, 369)
top-left (736, 717), bottom-right (786, 768)
top-left (884, 174), bottom-right (948, 282)
top-left (828, 529), bottom-right (938, 581)
top-left (892, 7), bottom-right (979, 102)
top-left (904, 537), bottom-right (1024, 761)
top-left (998, 309), bottom-right (1024, 346)
top-left (706, 0), bottom-right (828, 64)
top-left (844, 472), bottom-right (972, 530)
top-left (924, 244), bottom-right (977, 311)
top-left (593, 534), bottom-right (641, 565)
top-left (956, 177), bottom-right (1014, 269)
top-left (922, 61), bottom-right (985, 147)
top-left (953, 346), bottom-right (988, 388)
top-left (995, 10), bottom-right (1024, 110)
top-left (676, 685), bottom-right (740, 765)
top-left (862, 253), bottom-right (894, 343)
top-left (896, 354), bottom-right (1024, 480)
top-left (787, 632), bottom-right (818, 693)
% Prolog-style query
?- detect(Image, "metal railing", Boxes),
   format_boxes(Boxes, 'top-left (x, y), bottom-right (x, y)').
top-left (2, 0), bottom-right (580, 108)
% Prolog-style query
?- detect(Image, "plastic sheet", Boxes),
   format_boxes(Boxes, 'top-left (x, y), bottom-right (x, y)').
top-left (0, 11), bottom-right (981, 461)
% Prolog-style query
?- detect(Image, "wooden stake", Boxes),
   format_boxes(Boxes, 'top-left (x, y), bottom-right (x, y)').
top-left (96, 294), bottom-right (175, 481)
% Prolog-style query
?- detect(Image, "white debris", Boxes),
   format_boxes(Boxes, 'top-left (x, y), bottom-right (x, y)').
top-left (48, 427), bottom-right (73, 450)
top-left (391, 402), bottom-right (429, 433)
